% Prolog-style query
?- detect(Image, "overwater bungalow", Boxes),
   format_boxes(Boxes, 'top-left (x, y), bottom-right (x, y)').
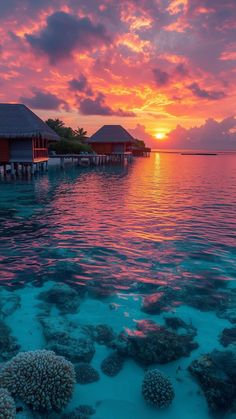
top-left (88, 125), bottom-right (135, 154)
top-left (0, 103), bottom-right (59, 174)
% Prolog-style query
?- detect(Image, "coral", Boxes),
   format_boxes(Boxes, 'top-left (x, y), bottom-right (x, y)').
top-left (101, 352), bottom-right (124, 377)
top-left (0, 388), bottom-right (16, 419)
top-left (142, 289), bottom-right (176, 314)
top-left (74, 363), bottom-right (99, 384)
top-left (47, 336), bottom-right (95, 363)
top-left (83, 324), bottom-right (116, 346)
top-left (0, 350), bottom-right (75, 412)
top-left (113, 321), bottom-right (198, 366)
top-left (0, 320), bottom-right (20, 361)
top-left (219, 327), bottom-right (236, 347)
top-left (189, 348), bottom-right (236, 413)
top-left (142, 370), bottom-right (175, 408)
top-left (38, 283), bottom-right (80, 314)
top-left (0, 289), bottom-right (21, 318)
top-left (39, 317), bottom-right (70, 343)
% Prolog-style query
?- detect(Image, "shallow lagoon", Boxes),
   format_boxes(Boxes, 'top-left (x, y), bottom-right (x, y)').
top-left (1, 152), bottom-right (236, 418)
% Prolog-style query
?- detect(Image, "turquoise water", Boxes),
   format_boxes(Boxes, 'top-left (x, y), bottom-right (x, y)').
top-left (0, 153), bottom-right (236, 418)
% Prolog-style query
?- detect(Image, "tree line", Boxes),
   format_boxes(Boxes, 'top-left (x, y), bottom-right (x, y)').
top-left (46, 118), bottom-right (92, 154)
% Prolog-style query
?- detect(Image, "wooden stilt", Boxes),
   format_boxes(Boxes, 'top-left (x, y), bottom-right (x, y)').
top-left (10, 163), bottom-right (15, 176)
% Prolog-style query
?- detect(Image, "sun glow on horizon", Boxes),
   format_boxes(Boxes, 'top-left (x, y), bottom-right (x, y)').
top-left (155, 132), bottom-right (167, 140)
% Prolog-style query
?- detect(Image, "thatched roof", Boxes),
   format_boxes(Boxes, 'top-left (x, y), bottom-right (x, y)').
top-left (88, 125), bottom-right (135, 143)
top-left (0, 104), bottom-right (59, 141)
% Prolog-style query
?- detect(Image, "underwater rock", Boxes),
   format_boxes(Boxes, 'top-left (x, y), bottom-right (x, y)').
top-left (113, 321), bottom-right (198, 365)
top-left (0, 350), bottom-right (75, 412)
top-left (38, 283), bottom-right (81, 314)
top-left (39, 317), bottom-right (71, 343)
top-left (93, 324), bottom-right (116, 345)
top-left (62, 405), bottom-right (95, 419)
top-left (101, 352), bottom-right (124, 377)
top-left (189, 348), bottom-right (236, 414)
top-left (142, 289), bottom-right (176, 314)
top-left (183, 285), bottom-right (230, 312)
top-left (83, 324), bottom-right (116, 346)
top-left (47, 336), bottom-right (95, 363)
top-left (0, 320), bottom-right (20, 361)
top-left (0, 387), bottom-right (16, 418)
top-left (219, 327), bottom-right (236, 347)
top-left (74, 363), bottom-right (100, 384)
top-left (218, 308), bottom-right (236, 324)
top-left (164, 316), bottom-right (191, 331)
top-left (88, 284), bottom-right (115, 299)
top-left (142, 369), bottom-right (175, 408)
top-left (142, 282), bottom-right (232, 315)
top-left (0, 289), bottom-right (21, 318)
top-left (217, 291), bottom-right (236, 323)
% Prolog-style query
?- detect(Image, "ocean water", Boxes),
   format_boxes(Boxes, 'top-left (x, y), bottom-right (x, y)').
top-left (0, 152), bottom-right (236, 418)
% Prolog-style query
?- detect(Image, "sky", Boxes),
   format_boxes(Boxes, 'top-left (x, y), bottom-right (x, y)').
top-left (1, 0), bottom-right (236, 149)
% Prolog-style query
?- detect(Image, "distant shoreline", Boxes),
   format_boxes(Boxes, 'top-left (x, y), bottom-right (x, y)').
top-left (151, 149), bottom-right (236, 155)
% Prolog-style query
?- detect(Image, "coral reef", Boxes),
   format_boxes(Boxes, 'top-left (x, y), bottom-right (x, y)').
top-left (74, 363), bottom-right (99, 384)
top-left (219, 327), bottom-right (236, 347)
top-left (142, 281), bottom-right (232, 315)
top-left (189, 347), bottom-right (236, 414)
top-left (47, 336), bottom-right (95, 363)
top-left (39, 317), bottom-right (70, 342)
top-left (142, 370), bottom-right (175, 408)
top-left (113, 320), bottom-right (198, 365)
top-left (164, 316), bottom-right (193, 331)
top-left (0, 320), bottom-right (20, 361)
top-left (142, 289), bottom-right (176, 314)
top-left (0, 388), bottom-right (16, 418)
top-left (0, 289), bottom-right (21, 318)
top-left (87, 324), bottom-right (116, 346)
top-left (101, 352), bottom-right (124, 377)
top-left (38, 283), bottom-right (81, 314)
top-left (0, 350), bottom-right (75, 412)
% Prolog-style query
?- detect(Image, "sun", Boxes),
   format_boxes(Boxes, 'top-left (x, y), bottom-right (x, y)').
top-left (155, 132), bottom-right (166, 140)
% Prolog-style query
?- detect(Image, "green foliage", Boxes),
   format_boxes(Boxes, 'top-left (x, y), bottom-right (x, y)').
top-left (46, 118), bottom-right (92, 154)
top-left (49, 140), bottom-right (92, 154)
top-left (73, 127), bottom-right (88, 143)
top-left (134, 138), bottom-right (146, 148)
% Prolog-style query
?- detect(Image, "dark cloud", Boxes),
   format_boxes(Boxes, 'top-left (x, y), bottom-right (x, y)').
top-left (188, 83), bottom-right (226, 100)
top-left (153, 68), bottom-right (170, 86)
top-left (20, 89), bottom-right (67, 110)
top-left (175, 63), bottom-right (188, 77)
top-left (79, 93), bottom-right (135, 117)
top-left (25, 11), bottom-right (111, 63)
top-left (68, 75), bottom-right (93, 96)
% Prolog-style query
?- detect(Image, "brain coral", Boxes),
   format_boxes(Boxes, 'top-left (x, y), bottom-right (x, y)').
top-left (0, 388), bottom-right (16, 419)
top-left (142, 369), bottom-right (175, 408)
top-left (0, 350), bottom-right (75, 412)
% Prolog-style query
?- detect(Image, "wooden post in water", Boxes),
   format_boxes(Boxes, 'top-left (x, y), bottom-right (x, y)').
top-left (60, 157), bottom-right (64, 169)
top-left (10, 163), bottom-right (15, 176)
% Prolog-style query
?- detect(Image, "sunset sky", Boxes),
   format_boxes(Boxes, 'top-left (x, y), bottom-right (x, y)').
top-left (1, 0), bottom-right (236, 149)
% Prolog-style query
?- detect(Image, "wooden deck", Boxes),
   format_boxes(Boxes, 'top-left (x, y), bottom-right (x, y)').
top-left (51, 152), bottom-right (133, 168)
top-left (0, 152), bottom-right (134, 177)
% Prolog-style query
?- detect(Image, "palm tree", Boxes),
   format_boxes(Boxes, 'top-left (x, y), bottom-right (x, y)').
top-left (73, 127), bottom-right (88, 143)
